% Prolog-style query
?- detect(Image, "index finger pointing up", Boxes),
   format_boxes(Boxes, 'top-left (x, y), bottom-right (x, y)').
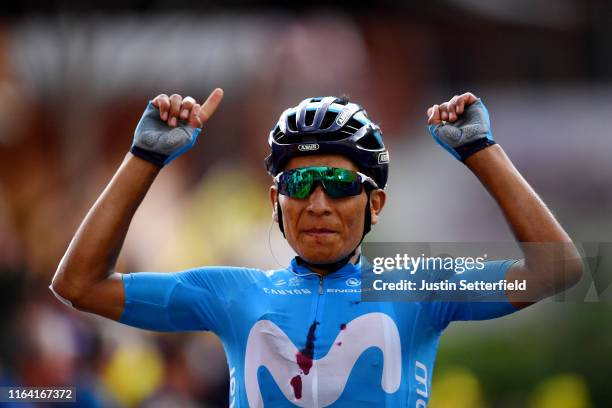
top-left (199, 88), bottom-right (224, 124)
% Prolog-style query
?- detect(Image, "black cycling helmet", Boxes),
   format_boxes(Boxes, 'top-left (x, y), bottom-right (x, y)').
top-left (265, 96), bottom-right (389, 189)
top-left (265, 96), bottom-right (390, 272)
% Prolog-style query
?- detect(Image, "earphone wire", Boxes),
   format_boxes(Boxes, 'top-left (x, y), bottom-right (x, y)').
top-left (267, 218), bottom-right (286, 270)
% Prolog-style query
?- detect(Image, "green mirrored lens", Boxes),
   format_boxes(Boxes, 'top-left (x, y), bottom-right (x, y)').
top-left (278, 169), bottom-right (314, 199)
top-left (321, 168), bottom-right (361, 198)
top-left (278, 167), bottom-right (363, 199)
top-left (285, 168), bottom-right (314, 199)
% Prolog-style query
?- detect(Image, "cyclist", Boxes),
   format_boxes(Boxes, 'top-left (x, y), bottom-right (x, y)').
top-left (50, 89), bottom-right (583, 407)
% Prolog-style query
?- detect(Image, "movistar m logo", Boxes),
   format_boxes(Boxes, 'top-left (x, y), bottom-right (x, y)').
top-left (244, 313), bottom-right (402, 407)
top-left (298, 143), bottom-right (319, 152)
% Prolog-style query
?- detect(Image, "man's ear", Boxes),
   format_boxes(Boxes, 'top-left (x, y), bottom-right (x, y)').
top-left (269, 185), bottom-right (279, 223)
top-left (369, 189), bottom-right (386, 225)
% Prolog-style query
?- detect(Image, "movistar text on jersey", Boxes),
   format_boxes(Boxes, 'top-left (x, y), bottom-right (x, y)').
top-left (372, 279), bottom-right (527, 291)
top-left (372, 254), bottom-right (488, 275)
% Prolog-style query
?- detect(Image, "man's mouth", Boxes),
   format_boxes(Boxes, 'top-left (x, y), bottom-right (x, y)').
top-left (303, 228), bottom-right (337, 237)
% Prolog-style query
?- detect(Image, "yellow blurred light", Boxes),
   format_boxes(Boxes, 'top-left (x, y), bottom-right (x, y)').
top-left (102, 342), bottom-right (165, 408)
top-left (530, 373), bottom-right (592, 408)
top-left (428, 366), bottom-right (485, 408)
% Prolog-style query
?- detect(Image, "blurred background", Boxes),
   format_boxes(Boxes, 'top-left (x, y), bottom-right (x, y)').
top-left (0, 0), bottom-right (611, 407)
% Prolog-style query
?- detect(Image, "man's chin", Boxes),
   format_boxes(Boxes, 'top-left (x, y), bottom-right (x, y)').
top-left (298, 249), bottom-right (348, 265)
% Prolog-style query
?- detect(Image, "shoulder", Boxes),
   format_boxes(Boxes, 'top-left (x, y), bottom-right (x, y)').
top-left (173, 265), bottom-right (289, 292)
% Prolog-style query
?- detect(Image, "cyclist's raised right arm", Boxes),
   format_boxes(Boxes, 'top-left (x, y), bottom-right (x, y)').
top-left (50, 90), bottom-right (224, 321)
top-left (51, 153), bottom-right (159, 320)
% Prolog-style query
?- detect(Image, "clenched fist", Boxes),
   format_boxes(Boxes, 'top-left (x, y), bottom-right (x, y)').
top-left (426, 92), bottom-right (496, 162)
top-left (131, 89), bottom-right (224, 167)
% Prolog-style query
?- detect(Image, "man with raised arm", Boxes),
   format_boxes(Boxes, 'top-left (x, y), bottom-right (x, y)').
top-left (50, 90), bottom-right (583, 407)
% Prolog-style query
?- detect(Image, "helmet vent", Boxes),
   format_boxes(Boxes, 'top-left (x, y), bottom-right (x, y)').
top-left (357, 131), bottom-right (384, 150)
top-left (287, 114), bottom-right (298, 131)
top-left (320, 111), bottom-right (336, 129)
top-left (272, 125), bottom-right (283, 139)
top-left (305, 110), bottom-right (316, 127)
top-left (274, 131), bottom-right (288, 143)
top-left (345, 118), bottom-right (364, 132)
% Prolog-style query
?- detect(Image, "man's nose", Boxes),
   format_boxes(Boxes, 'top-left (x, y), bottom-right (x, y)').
top-left (306, 184), bottom-right (333, 215)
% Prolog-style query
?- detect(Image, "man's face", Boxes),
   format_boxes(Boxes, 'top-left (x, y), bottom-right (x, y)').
top-left (269, 154), bottom-right (385, 264)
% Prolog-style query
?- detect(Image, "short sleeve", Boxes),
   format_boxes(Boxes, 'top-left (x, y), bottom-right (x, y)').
top-left (423, 259), bottom-right (520, 331)
top-left (119, 266), bottom-right (256, 334)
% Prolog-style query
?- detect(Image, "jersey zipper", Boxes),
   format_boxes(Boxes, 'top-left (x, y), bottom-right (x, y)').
top-left (302, 273), bottom-right (325, 407)
top-left (312, 274), bottom-right (326, 408)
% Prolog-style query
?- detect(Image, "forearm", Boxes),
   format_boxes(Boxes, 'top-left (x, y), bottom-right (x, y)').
top-left (466, 145), bottom-right (583, 300)
top-left (52, 153), bottom-right (160, 301)
top-left (466, 145), bottom-right (569, 243)
top-left (426, 93), bottom-right (582, 305)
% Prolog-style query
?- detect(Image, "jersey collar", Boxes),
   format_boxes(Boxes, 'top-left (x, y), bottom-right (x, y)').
top-left (289, 256), bottom-right (363, 279)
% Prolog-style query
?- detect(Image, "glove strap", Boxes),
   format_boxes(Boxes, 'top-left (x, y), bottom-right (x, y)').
top-left (456, 138), bottom-right (496, 162)
top-left (130, 145), bottom-right (168, 168)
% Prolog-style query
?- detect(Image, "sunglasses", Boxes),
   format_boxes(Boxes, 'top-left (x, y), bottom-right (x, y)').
top-left (274, 166), bottom-right (378, 199)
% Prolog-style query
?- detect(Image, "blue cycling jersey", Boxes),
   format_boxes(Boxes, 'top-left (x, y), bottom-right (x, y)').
top-left (119, 257), bottom-right (518, 407)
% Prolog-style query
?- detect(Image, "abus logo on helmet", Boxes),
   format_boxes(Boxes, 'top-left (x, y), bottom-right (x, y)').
top-left (298, 143), bottom-right (319, 152)
top-left (378, 151), bottom-right (390, 164)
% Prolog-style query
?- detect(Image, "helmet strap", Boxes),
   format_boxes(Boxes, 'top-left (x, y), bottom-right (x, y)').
top-left (276, 200), bottom-right (285, 237)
